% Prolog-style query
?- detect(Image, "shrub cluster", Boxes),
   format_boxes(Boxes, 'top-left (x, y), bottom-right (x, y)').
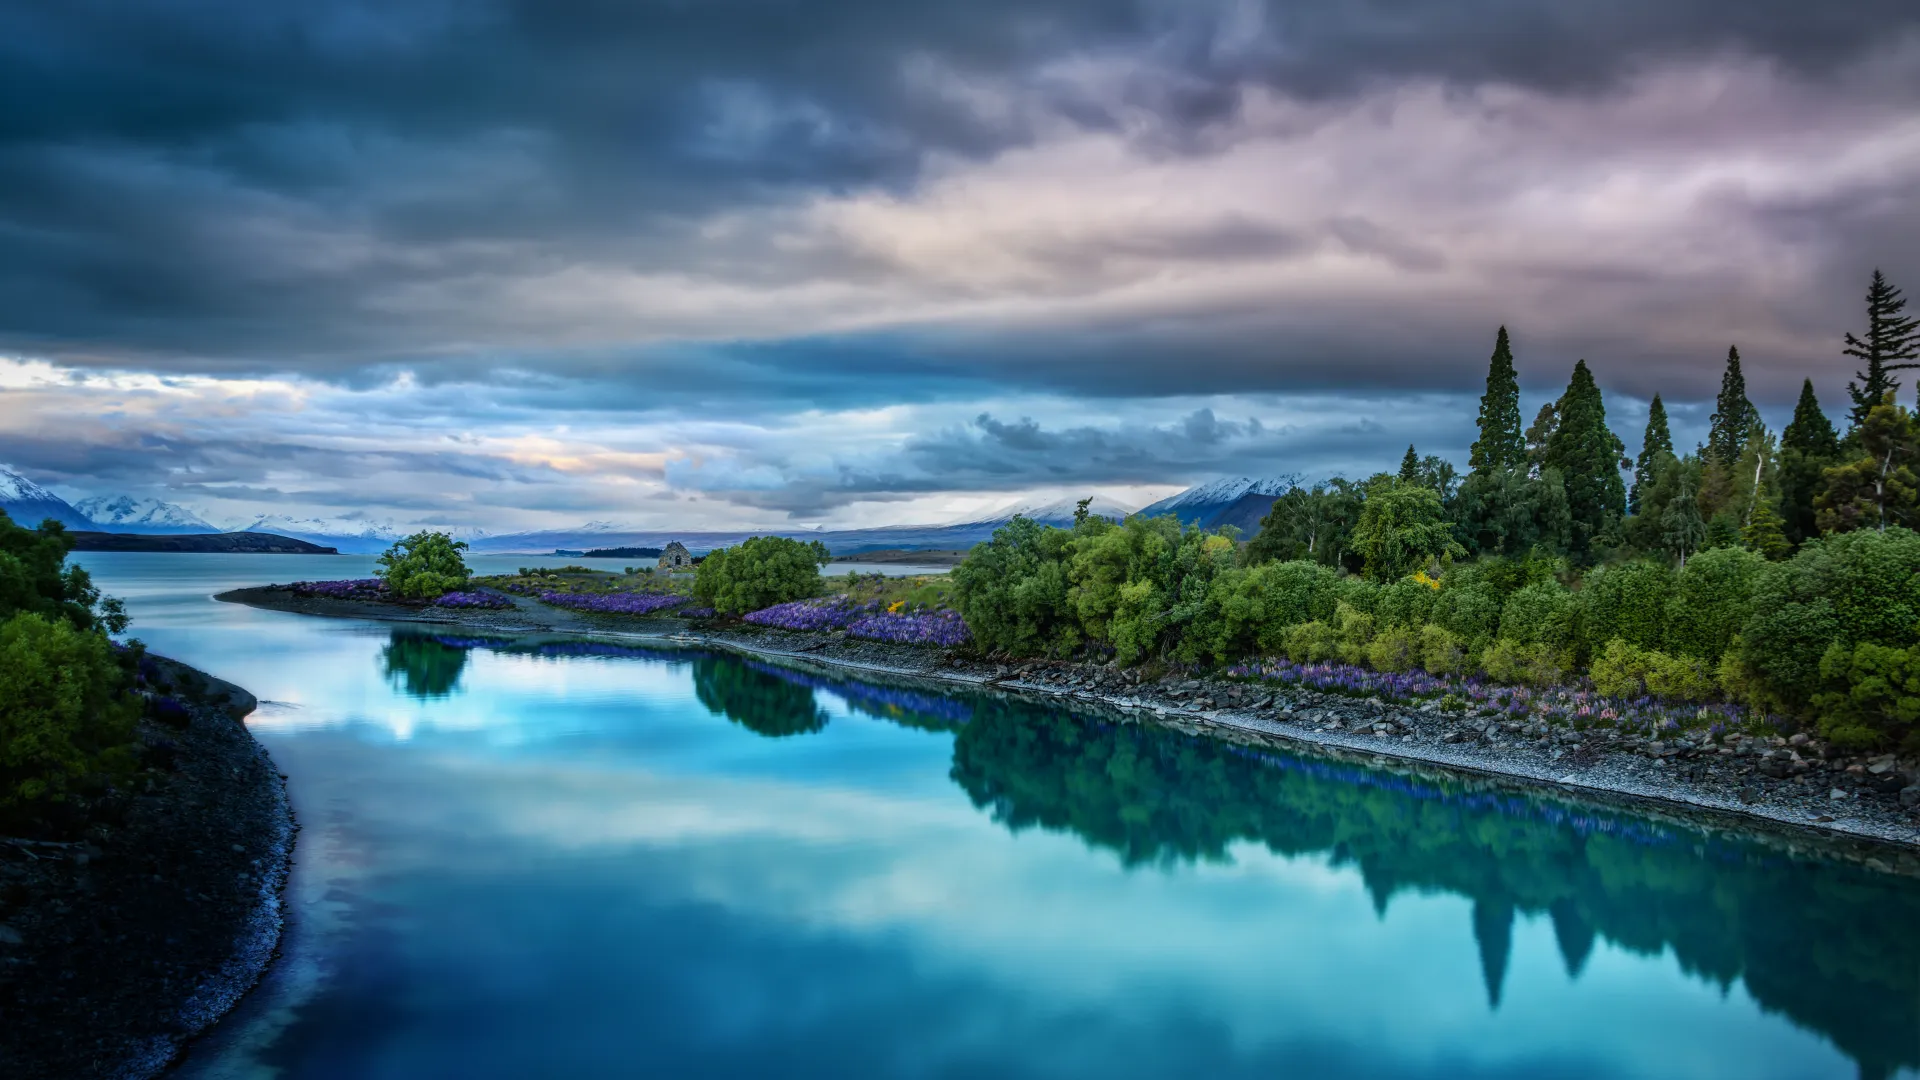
top-left (695, 536), bottom-right (830, 616)
top-left (952, 512), bottom-right (1920, 748)
top-left (0, 513), bottom-right (140, 825)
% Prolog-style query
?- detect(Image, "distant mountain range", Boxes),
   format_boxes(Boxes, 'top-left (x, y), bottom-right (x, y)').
top-left (74, 495), bottom-right (215, 533)
top-left (1136, 476), bottom-right (1299, 533)
top-left (1, 462), bottom-right (1302, 555)
top-left (1, 465), bottom-right (97, 530)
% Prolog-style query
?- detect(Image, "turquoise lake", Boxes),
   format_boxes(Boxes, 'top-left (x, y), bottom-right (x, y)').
top-left (74, 553), bottom-right (1920, 1080)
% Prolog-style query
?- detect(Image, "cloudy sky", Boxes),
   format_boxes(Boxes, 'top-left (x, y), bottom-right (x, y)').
top-left (2, 1), bottom-right (1917, 530)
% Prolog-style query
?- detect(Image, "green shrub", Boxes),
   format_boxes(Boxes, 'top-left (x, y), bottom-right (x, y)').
top-left (1258, 560), bottom-right (1345, 626)
top-left (1577, 560), bottom-right (1671, 655)
top-left (1349, 481), bottom-right (1465, 580)
top-left (1499, 581), bottom-right (1578, 658)
top-left (1740, 527), bottom-right (1920, 710)
top-left (0, 612), bottom-right (137, 815)
top-left (1366, 624), bottom-right (1420, 672)
top-left (1418, 624), bottom-right (1466, 676)
top-left (376, 531), bottom-right (472, 600)
top-left (1481, 638), bottom-right (1564, 687)
top-left (1332, 602), bottom-right (1376, 664)
top-left (1664, 546), bottom-right (1764, 660)
top-left (951, 518), bottom-right (1080, 656)
top-left (1375, 577), bottom-right (1439, 629)
top-left (1812, 641), bottom-right (1920, 750)
top-left (1431, 584), bottom-right (1501, 650)
top-left (1284, 620), bottom-right (1339, 663)
top-left (695, 536), bottom-right (832, 617)
top-left (1589, 639), bottom-right (1648, 697)
top-left (1588, 638), bottom-right (1718, 701)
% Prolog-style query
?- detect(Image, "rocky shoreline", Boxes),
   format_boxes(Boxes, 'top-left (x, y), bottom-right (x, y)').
top-left (218, 584), bottom-right (1920, 858)
top-left (0, 656), bottom-right (292, 1080)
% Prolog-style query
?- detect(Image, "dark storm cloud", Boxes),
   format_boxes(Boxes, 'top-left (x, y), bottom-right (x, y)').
top-left (0, 0), bottom-right (1915, 385)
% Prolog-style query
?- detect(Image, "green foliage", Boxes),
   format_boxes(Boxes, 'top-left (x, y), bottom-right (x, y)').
top-left (1577, 560), bottom-right (1671, 655)
top-left (951, 517), bottom-right (1080, 656)
top-left (1283, 619), bottom-right (1339, 663)
top-left (1544, 359), bottom-right (1627, 561)
top-left (1366, 624), bottom-right (1420, 673)
top-left (1816, 394), bottom-right (1919, 534)
top-left (1589, 639), bottom-right (1719, 701)
top-left (1454, 467), bottom-right (1571, 558)
top-left (694, 535), bottom-right (831, 616)
top-left (1813, 641), bottom-right (1920, 750)
top-left (1663, 546), bottom-right (1764, 661)
top-left (0, 612), bottom-right (137, 814)
top-left (1630, 395), bottom-right (1673, 517)
top-left (1498, 580), bottom-right (1578, 659)
top-left (1375, 577), bottom-right (1438, 629)
top-left (1332, 601), bottom-right (1376, 664)
top-left (1779, 379), bottom-right (1840, 545)
top-left (1707, 346), bottom-right (1760, 467)
top-left (1481, 639), bottom-right (1564, 687)
top-left (1740, 527), bottom-right (1920, 712)
top-left (1418, 624), bottom-right (1467, 676)
top-left (376, 530), bottom-right (472, 600)
top-left (0, 512), bottom-right (125, 633)
top-left (1430, 584), bottom-right (1502, 651)
top-left (1469, 326), bottom-right (1527, 473)
top-left (1349, 481), bottom-right (1463, 580)
top-left (1246, 481), bottom-right (1361, 567)
top-left (1844, 269), bottom-right (1920, 429)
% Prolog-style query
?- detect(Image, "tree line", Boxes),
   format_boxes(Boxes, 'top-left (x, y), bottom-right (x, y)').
top-left (952, 269), bottom-right (1920, 751)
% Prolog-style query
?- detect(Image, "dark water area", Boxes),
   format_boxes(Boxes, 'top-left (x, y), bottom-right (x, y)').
top-left (72, 553), bottom-right (1920, 1080)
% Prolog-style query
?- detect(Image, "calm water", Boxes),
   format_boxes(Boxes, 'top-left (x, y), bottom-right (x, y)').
top-left (71, 553), bottom-right (1920, 1080)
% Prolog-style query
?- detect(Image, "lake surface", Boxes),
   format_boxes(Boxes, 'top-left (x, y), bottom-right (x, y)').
top-left (73, 552), bottom-right (1920, 1080)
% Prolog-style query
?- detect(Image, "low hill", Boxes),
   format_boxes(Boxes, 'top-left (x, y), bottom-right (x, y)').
top-left (67, 531), bottom-right (340, 554)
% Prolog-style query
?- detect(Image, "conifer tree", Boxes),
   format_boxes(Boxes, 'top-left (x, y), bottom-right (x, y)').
top-left (1469, 326), bottom-right (1526, 473)
top-left (1742, 490), bottom-right (1790, 561)
top-left (1629, 394), bottom-right (1672, 516)
top-left (1778, 380), bottom-right (1839, 545)
top-left (1845, 269), bottom-right (1920, 428)
top-left (1817, 393), bottom-right (1920, 533)
top-left (1524, 401), bottom-right (1558, 478)
top-left (1399, 444), bottom-right (1420, 483)
top-left (1544, 360), bottom-right (1627, 560)
top-left (1707, 346), bottom-right (1759, 466)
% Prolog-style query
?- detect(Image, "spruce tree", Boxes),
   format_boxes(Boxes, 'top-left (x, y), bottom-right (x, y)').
top-left (1469, 326), bottom-right (1526, 473)
top-left (1707, 346), bottom-right (1759, 466)
top-left (1629, 394), bottom-right (1672, 516)
top-left (1845, 269), bottom-right (1920, 428)
top-left (1777, 379), bottom-right (1839, 545)
top-left (1399, 444), bottom-right (1420, 483)
top-left (1543, 360), bottom-right (1627, 561)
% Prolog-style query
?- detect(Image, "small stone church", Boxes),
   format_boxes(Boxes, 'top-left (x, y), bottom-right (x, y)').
top-left (657, 541), bottom-right (693, 571)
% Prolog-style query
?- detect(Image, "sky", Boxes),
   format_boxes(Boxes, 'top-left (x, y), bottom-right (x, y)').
top-left (2, 1), bottom-right (1918, 532)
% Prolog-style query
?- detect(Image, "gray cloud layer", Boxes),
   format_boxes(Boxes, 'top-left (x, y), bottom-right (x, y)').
top-left (1, 2), bottom-right (1916, 523)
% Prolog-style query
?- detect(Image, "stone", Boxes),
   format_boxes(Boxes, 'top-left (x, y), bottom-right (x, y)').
top-left (1900, 786), bottom-right (1920, 808)
top-left (1830, 789), bottom-right (1849, 801)
top-left (1789, 733), bottom-right (1809, 746)
top-left (1867, 759), bottom-right (1894, 775)
top-left (1737, 786), bottom-right (1760, 804)
top-left (0, 924), bottom-right (20, 946)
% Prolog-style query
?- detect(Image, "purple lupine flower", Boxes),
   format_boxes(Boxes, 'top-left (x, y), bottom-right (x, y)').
top-left (845, 609), bottom-right (973, 647)
top-left (433, 590), bottom-right (513, 609)
top-left (538, 590), bottom-right (689, 615)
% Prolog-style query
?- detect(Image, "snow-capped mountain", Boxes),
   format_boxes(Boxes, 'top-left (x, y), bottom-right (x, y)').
top-left (235, 515), bottom-right (491, 553)
top-left (1137, 476), bottom-right (1300, 532)
top-left (75, 494), bottom-right (214, 533)
top-left (0, 465), bottom-right (93, 530)
top-left (960, 495), bottom-right (1135, 527)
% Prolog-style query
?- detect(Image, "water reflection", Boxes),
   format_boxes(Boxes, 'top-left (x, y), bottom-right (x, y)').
top-left (330, 630), bottom-right (1920, 1078)
top-left (380, 632), bottom-right (470, 700)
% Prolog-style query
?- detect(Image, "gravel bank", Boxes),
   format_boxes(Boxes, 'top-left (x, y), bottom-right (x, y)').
top-left (0, 657), bottom-right (292, 1080)
top-left (219, 584), bottom-right (1920, 861)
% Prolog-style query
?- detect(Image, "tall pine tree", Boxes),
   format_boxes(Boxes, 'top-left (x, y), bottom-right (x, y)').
top-left (1399, 444), bottom-right (1420, 483)
top-left (1544, 360), bottom-right (1626, 561)
top-left (1707, 346), bottom-right (1759, 465)
top-left (1469, 326), bottom-right (1525, 473)
top-left (1629, 394), bottom-right (1672, 516)
top-left (1845, 269), bottom-right (1920, 428)
top-left (1777, 379), bottom-right (1839, 545)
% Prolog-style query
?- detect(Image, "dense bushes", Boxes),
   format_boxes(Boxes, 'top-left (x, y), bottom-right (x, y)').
top-left (948, 507), bottom-right (1920, 748)
top-left (0, 511), bottom-right (139, 826)
top-left (694, 536), bottom-right (831, 616)
top-left (375, 531), bottom-right (472, 600)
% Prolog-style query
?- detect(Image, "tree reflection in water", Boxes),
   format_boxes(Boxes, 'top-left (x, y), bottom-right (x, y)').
top-left (378, 634), bottom-right (1920, 1079)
